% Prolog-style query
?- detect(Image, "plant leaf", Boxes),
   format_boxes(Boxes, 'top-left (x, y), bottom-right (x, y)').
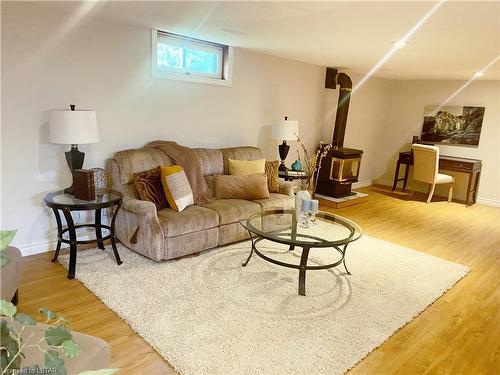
top-left (1, 253), bottom-right (11, 267)
top-left (15, 313), bottom-right (37, 326)
top-left (44, 325), bottom-right (72, 346)
top-left (38, 307), bottom-right (57, 320)
top-left (45, 350), bottom-right (66, 375)
top-left (78, 369), bottom-right (119, 375)
top-left (0, 320), bottom-right (21, 370)
top-left (0, 230), bottom-right (16, 252)
top-left (61, 339), bottom-right (81, 358)
top-left (0, 299), bottom-right (17, 316)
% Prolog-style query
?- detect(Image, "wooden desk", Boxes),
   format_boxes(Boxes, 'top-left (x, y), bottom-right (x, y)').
top-left (392, 151), bottom-right (482, 206)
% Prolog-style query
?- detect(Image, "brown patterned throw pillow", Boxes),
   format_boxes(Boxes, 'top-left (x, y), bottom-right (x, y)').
top-left (265, 160), bottom-right (280, 193)
top-left (133, 167), bottom-right (168, 210)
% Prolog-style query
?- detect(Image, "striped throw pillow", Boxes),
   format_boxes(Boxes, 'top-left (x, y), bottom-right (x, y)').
top-left (160, 165), bottom-right (194, 212)
top-left (133, 167), bottom-right (168, 210)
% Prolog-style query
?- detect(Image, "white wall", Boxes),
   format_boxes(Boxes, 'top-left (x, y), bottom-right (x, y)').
top-left (1, 2), bottom-right (327, 254)
top-left (376, 80), bottom-right (500, 204)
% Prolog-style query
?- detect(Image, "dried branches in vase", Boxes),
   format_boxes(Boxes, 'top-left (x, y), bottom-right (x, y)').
top-left (294, 133), bottom-right (332, 195)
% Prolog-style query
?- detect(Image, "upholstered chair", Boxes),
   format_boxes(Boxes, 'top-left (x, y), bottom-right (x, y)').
top-left (410, 144), bottom-right (454, 204)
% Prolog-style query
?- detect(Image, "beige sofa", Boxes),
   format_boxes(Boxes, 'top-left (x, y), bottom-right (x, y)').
top-left (106, 145), bottom-right (295, 261)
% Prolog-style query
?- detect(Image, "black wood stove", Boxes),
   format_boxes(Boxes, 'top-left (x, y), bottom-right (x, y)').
top-left (315, 68), bottom-right (363, 198)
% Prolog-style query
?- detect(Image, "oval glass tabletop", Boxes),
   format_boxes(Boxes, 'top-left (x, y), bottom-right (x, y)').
top-left (242, 209), bottom-right (362, 248)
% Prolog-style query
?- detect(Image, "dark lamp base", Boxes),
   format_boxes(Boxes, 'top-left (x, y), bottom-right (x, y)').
top-left (278, 140), bottom-right (290, 172)
top-left (64, 145), bottom-right (85, 195)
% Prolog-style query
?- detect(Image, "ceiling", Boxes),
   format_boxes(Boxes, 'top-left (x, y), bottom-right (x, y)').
top-left (51, 1), bottom-right (500, 80)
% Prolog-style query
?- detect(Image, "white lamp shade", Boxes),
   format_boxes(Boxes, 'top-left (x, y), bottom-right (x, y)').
top-left (272, 119), bottom-right (299, 141)
top-left (49, 110), bottom-right (100, 144)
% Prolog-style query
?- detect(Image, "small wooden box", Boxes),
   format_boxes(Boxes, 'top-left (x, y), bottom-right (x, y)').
top-left (73, 169), bottom-right (95, 200)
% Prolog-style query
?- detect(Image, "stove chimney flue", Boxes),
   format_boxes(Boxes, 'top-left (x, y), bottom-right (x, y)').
top-left (325, 68), bottom-right (352, 148)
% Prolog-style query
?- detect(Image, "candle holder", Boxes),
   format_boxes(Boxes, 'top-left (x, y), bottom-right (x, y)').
top-left (310, 200), bottom-right (319, 225)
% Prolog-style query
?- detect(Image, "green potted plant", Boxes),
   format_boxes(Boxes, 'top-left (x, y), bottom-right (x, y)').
top-left (0, 230), bottom-right (118, 375)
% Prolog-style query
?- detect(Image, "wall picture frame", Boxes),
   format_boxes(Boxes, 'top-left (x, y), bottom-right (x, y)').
top-left (421, 105), bottom-right (485, 146)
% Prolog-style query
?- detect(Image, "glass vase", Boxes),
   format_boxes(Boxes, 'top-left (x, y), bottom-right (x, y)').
top-left (295, 189), bottom-right (311, 224)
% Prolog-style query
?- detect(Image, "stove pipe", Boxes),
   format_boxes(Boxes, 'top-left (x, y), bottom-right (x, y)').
top-left (325, 68), bottom-right (352, 148)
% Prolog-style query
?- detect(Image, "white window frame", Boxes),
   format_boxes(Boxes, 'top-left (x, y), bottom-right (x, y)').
top-left (152, 29), bottom-right (233, 86)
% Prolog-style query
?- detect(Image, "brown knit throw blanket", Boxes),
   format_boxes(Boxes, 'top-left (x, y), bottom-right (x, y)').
top-left (146, 140), bottom-right (212, 205)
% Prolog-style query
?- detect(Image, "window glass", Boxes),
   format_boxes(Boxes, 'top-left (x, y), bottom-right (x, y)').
top-left (154, 30), bottom-right (228, 81)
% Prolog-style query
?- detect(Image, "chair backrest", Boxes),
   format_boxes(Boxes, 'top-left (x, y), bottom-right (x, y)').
top-left (411, 144), bottom-right (439, 184)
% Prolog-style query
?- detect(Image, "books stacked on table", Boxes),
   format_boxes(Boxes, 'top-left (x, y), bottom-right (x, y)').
top-left (285, 170), bottom-right (308, 176)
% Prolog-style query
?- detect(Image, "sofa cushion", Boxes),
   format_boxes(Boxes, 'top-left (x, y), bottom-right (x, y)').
top-left (204, 174), bottom-right (217, 195)
top-left (193, 148), bottom-right (224, 176)
top-left (203, 199), bottom-right (261, 225)
top-left (228, 158), bottom-right (265, 176)
top-left (158, 205), bottom-right (219, 237)
top-left (220, 146), bottom-right (262, 174)
top-left (253, 193), bottom-right (295, 211)
top-left (114, 148), bottom-right (173, 184)
top-left (218, 221), bottom-right (252, 245)
top-left (214, 174), bottom-right (269, 200)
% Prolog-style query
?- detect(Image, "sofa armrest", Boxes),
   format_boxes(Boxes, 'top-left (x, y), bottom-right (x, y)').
top-left (117, 197), bottom-right (166, 261)
top-left (279, 181), bottom-right (296, 196)
top-left (1, 246), bottom-right (21, 303)
top-left (122, 197), bottom-right (158, 219)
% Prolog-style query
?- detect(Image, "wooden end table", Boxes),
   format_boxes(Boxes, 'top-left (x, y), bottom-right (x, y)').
top-left (278, 170), bottom-right (312, 182)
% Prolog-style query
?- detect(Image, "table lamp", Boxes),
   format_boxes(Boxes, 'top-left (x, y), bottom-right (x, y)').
top-left (49, 105), bottom-right (100, 194)
top-left (272, 116), bottom-right (299, 171)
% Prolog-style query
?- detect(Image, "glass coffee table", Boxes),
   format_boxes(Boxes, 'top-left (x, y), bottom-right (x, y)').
top-left (241, 209), bottom-right (362, 296)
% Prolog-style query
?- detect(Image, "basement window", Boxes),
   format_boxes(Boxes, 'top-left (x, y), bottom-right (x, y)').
top-left (152, 29), bottom-right (232, 86)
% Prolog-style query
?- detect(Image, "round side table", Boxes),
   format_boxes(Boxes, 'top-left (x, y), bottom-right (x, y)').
top-left (44, 190), bottom-right (123, 279)
top-left (278, 170), bottom-right (312, 182)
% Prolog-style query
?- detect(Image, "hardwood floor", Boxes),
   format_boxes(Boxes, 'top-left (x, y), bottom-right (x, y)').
top-left (16, 185), bottom-right (500, 374)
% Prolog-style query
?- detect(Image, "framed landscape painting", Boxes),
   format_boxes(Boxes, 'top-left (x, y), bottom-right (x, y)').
top-left (421, 105), bottom-right (485, 146)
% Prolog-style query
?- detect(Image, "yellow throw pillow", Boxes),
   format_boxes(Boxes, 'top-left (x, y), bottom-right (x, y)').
top-left (160, 165), bottom-right (194, 212)
top-left (228, 158), bottom-right (265, 176)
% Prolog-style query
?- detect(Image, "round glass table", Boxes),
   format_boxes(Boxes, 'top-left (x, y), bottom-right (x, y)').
top-left (44, 190), bottom-right (123, 279)
top-left (240, 209), bottom-right (363, 296)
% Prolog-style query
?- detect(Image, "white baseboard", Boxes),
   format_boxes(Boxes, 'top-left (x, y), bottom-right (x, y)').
top-left (18, 232), bottom-right (96, 257)
top-left (18, 240), bottom-right (60, 257)
top-left (374, 179), bottom-right (393, 187)
top-left (476, 197), bottom-right (500, 207)
top-left (352, 179), bottom-right (372, 189)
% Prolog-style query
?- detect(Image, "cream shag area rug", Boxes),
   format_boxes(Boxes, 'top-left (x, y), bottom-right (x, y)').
top-left (59, 234), bottom-right (469, 375)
